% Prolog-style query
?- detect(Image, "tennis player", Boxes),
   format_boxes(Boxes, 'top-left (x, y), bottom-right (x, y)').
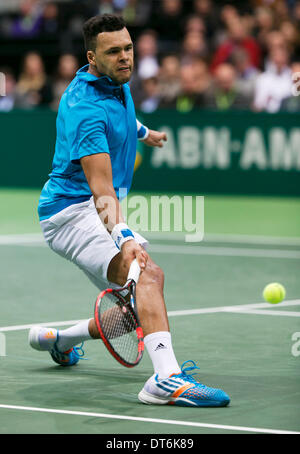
top-left (29, 14), bottom-right (230, 407)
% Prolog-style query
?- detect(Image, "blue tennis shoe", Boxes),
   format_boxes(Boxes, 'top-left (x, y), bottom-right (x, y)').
top-left (28, 326), bottom-right (85, 367)
top-left (138, 360), bottom-right (230, 407)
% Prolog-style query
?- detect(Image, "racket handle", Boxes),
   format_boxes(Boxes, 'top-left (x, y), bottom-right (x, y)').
top-left (127, 259), bottom-right (141, 284)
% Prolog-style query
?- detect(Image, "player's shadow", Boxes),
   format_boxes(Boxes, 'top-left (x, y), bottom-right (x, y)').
top-left (19, 364), bottom-right (151, 410)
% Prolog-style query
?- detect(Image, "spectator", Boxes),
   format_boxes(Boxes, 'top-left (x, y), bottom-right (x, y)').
top-left (51, 54), bottom-right (79, 111)
top-left (11, 0), bottom-right (43, 38)
top-left (135, 29), bottom-right (159, 73)
top-left (220, 3), bottom-right (239, 26)
top-left (262, 30), bottom-right (287, 70)
top-left (231, 48), bottom-right (260, 97)
top-left (214, 3), bottom-right (240, 47)
top-left (193, 0), bottom-right (212, 16)
top-left (130, 29), bottom-right (159, 105)
top-left (211, 15), bottom-right (262, 72)
top-left (0, 67), bottom-right (28, 111)
top-left (139, 75), bottom-right (161, 113)
top-left (203, 63), bottom-right (251, 110)
top-left (293, 0), bottom-right (300, 28)
top-left (133, 53), bottom-right (160, 112)
top-left (0, 68), bottom-right (16, 112)
top-left (184, 14), bottom-right (206, 36)
top-left (254, 6), bottom-right (275, 52)
top-left (192, 57), bottom-right (211, 94)
top-left (192, 0), bottom-right (219, 40)
top-left (280, 20), bottom-right (300, 60)
top-left (160, 63), bottom-right (206, 112)
top-left (151, 0), bottom-right (184, 52)
top-left (280, 61), bottom-right (300, 111)
top-left (16, 52), bottom-right (53, 107)
top-left (94, 0), bottom-right (116, 16)
top-left (40, 1), bottom-right (60, 36)
top-left (157, 54), bottom-right (181, 105)
top-left (266, 30), bottom-right (287, 57)
top-left (265, 30), bottom-right (287, 53)
top-left (242, 11), bottom-right (256, 39)
top-left (122, 0), bottom-right (153, 30)
top-left (2, 0), bottom-right (300, 115)
top-left (272, 0), bottom-right (290, 24)
top-left (181, 31), bottom-right (208, 64)
top-left (253, 47), bottom-right (292, 113)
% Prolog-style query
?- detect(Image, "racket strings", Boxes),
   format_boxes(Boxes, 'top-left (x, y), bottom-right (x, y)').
top-left (98, 292), bottom-right (139, 364)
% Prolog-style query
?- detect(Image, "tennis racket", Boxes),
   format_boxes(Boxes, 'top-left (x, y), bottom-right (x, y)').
top-left (94, 259), bottom-right (144, 367)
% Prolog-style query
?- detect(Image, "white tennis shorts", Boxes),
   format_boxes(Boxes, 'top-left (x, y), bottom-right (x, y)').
top-left (40, 197), bottom-right (148, 290)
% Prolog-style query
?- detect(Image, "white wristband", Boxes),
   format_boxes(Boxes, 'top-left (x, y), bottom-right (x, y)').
top-left (137, 119), bottom-right (149, 141)
top-left (139, 126), bottom-right (149, 141)
top-left (111, 223), bottom-right (135, 250)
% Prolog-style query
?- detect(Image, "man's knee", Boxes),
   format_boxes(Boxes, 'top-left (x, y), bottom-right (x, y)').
top-left (139, 260), bottom-right (164, 289)
top-left (107, 253), bottom-right (164, 289)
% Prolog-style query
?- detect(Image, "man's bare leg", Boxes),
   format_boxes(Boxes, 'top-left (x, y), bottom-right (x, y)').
top-left (88, 253), bottom-right (169, 338)
top-left (88, 251), bottom-right (181, 378)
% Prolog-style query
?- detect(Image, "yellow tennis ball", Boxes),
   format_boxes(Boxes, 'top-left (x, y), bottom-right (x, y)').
top-left (263, 282), bottom-right (286, 304)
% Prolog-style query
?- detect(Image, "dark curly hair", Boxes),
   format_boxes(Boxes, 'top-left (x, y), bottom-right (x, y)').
top-left (83, 14), bottom-right (126, 52)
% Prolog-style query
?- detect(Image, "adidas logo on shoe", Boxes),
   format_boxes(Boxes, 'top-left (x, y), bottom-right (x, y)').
top-left (155, 343), bottom-right (167, 351)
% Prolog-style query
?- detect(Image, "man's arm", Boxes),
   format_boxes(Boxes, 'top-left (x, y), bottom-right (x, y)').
top-left (142, 129), bottom-right (167, 148)
top-left (81, 153), bottom-right (122, 232)
top-left (136, 119), bottom-right (167, 148)
top-left (80, 152), bottom-right (148, 269)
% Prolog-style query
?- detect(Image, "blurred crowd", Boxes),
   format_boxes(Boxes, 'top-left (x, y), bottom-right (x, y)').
top-left (1, 0), bottom-right (300, 113)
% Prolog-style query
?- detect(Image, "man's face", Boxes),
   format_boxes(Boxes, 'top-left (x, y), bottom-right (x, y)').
top-left (215, 65), bottom-right (235, 92)
top-left (88, 27), bottom-right (134, 84)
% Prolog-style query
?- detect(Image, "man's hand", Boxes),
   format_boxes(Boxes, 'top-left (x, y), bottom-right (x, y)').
top-left (142, 129), bottom-right (167, 148)
top-left (121, 240), bottom-right (149, 272)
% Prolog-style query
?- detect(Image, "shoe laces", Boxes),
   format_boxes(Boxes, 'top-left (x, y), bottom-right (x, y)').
top-left (54, 342), bottom-right (87, 360)
top-left (72, 342), bottom-right (87, 360)
top-left (175, 360), bottom-right (204, 386)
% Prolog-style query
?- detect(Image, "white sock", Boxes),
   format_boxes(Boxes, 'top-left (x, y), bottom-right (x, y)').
top-left (144, 331), bottom-right (181, 379)
top-left (56, 319), bottom-right (93, 352)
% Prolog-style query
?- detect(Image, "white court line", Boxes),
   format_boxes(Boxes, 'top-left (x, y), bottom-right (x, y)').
top-left (1, 233), bottom-right (300, 258)
top-left (1, 300), bottom-right (299, 333)
top-left (225, 309), bottom-right (300, 317)
top-left (168, 300), bottom-right (300, 317)
top-left (0, 319), bottom-right (84, 333)
top-left (149, 244), bottom-right (300, 259)
top-left (0, 233), bottom-right (44, 245)
top-left (205, 233), bottom-right (300, 247)
top-left (7, 239), bottom-right (300, 258)
top-left (11, 243), bottom-right (300, 258)
top-left (0, 404), bottom-right (299, 434)
top-left (146, 232), bottom-right (300, 247)
top-left (2, 231), bottom-right (300, 248)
